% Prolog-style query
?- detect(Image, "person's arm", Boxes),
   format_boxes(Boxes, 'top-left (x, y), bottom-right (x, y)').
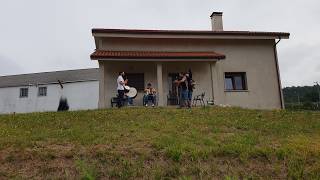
top-left (178, 76), bottom-right (186, 83)
top-left (118, 76), bottom-right (125, 85)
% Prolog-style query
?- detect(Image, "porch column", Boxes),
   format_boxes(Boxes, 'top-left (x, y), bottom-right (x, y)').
top-left (210, 61), bottom-right (222, 105)
top-left (156, 62), bottom-right (164, 106)
top-left (98, 61), bottom-right (107, 109)
top-left (210, 62), bottom-right (215, 101)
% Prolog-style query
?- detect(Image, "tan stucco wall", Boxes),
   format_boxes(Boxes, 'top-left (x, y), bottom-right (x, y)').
top-left (97, 38), bottom-right (281, 109)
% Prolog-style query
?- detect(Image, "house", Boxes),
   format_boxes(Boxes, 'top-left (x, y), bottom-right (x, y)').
top-left (0, 12), bottom-right (290, 114)
top-left (90, 12), bottom-right (290, 109)
top-left (0, 69), bottom-right (99, 114)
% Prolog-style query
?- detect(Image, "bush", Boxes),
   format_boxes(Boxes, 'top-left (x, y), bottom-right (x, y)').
top-left (285, 102), bottom-right (320, 111)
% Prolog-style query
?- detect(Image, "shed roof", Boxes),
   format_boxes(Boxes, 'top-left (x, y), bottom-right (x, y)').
top-left (0, 68), bottom-right (99, 88)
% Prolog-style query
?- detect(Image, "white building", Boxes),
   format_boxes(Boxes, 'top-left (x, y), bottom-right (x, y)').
top-left (0, 69), bottom-right (99, 114)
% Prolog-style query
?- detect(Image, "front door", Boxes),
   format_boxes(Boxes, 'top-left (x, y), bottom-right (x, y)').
top-left (167, 73), bottom-right (179, 105)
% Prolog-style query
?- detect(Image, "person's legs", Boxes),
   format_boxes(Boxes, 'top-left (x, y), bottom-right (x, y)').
top-left (143, 95), bottom-right (148, 106)
top-left (183, 90), bottom-right (188, 107)
top-left (179, 89), bottom-right (183, 108)
top-left (187, 91), bottom-right (193, 108)
top-left (180, 89), bottom-right (188, 108)
top-left (146, 95), bottom-right (153, 106)
top-left (117, 90), bottom-right (124, 108)
top-left (150, 95), bottom-right (156, 106)
top-left (127, 96), bottom-right (133, 106)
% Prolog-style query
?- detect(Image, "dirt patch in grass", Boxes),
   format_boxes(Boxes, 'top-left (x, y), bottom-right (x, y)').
top-left (0, 144), bottom-right (78, 179)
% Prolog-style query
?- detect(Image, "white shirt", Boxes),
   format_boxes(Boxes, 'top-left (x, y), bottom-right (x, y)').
top-left (117, 75), bottom-right (124, 90)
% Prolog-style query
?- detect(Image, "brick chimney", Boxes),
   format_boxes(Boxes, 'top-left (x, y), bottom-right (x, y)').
top-left (210, 12), bottom-right (223, 31)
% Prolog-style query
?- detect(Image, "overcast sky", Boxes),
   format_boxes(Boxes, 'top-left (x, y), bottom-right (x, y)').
top-left (0, 0), bottom-right (319, 87)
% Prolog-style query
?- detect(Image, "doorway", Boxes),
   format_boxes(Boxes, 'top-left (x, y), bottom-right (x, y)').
top-left (167, 73), bottom-right (180, 105)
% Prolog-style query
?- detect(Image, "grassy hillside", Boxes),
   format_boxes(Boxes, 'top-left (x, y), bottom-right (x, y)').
top-left (0, 107), bottom-right (320, 179)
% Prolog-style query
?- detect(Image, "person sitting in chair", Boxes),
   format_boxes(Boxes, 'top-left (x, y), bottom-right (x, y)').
top-left (144, 83), bottom-right (156, 107)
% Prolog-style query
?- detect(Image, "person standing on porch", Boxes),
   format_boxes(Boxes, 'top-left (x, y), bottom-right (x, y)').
top-left (117, 72), bottom-right (127, 108)
top-left (186, 69), bottom-right (194, 108)
top-left (175, 72), bottom-right (188, 108)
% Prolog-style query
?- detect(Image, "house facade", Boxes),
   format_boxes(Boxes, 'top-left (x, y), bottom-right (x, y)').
top-left (91, 12), bottom-right (290, 109)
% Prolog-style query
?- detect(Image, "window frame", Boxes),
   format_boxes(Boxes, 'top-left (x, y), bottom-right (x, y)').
top-left (19, 88), bottom-right (29, 98)
top-left (224, 72), bottom-right (248, 91)
top-left (38, 86), bottom-right (47, 97)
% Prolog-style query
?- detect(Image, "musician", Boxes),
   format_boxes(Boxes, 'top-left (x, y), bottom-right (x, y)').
top-left (175, 72), bottom-right (188, 108)
top-left (143, 83), bottom-right (156, 107)
top-left (186, 69), bottom-right (194, 108)
top-left (116, 71), bottom-right (126, 108)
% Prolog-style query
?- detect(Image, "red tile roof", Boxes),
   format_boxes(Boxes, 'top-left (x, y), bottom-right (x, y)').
top-left (90, 50), bottom-right (226, 60)
top-left (92, 28), bottom-right (290, 38)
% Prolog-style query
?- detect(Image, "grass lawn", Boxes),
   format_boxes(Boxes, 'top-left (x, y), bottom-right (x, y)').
top-left (0, 107), bottom-right (320, 179)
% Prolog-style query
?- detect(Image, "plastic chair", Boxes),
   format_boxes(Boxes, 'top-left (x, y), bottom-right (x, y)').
top-left (192, 92), bottom-right (205, 107)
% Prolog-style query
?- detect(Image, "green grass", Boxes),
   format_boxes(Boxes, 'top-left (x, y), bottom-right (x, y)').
top-left (0, 107), bottom-right (320, 179)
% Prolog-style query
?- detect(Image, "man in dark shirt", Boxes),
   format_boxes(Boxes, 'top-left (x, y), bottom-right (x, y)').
top-left (175, 72), bottom-right (188, 108)
top-left (186, 69), bottom-right (194, 108)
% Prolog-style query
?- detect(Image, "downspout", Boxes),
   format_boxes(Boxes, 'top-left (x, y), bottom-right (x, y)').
top-left (274, 37), bottom-right (285, 109)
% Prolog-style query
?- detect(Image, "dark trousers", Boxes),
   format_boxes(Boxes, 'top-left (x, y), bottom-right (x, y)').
top-left (144, 94), bottom-right (156, 105)
top-left (117, 90), bottom-right (125, 108)
top-left (179, 89), bottom-right (188, 107)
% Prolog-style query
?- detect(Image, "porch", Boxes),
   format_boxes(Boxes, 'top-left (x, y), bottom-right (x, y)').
top-left (90, 50), bottom-right (225, 108)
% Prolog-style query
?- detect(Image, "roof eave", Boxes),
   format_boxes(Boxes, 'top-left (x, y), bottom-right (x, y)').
top-left (92, 31), bottom-right (289, 40)
top-left (90, 58), bottom-right (224, 62)
top-left (90, 50), bottom-right (226, 61)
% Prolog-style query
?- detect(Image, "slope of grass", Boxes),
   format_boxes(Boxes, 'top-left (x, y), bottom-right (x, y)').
top-left (0, 107), bottom-right (320, 179)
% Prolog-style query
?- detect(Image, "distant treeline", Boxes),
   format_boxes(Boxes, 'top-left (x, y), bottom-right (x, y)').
top-left (283, 85), bottom-right (320, 110)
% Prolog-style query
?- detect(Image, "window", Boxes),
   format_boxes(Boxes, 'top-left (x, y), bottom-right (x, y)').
top-left (125, 73), bottom-right (145, 91)
top-left (20, 88), bottom-right (28, 98)
top-left (224, 72), bottom-right (247, 91)
top-left (38, 87), bottom-right (47, 96)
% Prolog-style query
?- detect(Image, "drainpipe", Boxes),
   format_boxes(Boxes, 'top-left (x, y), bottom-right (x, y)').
top-left (274, 37), bottom-right (285, 109)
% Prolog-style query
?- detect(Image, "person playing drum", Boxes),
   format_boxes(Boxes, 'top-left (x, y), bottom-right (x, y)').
top-left (143, 83), bottom-right (156, 107)
top-left (116, 72), bottom-right (126, 108)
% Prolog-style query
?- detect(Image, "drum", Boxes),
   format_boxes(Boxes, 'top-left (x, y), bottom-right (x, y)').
top-left (126, 86), bottom-right (138, 98)
top-left (124, 85), bottom-right (130, 93)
